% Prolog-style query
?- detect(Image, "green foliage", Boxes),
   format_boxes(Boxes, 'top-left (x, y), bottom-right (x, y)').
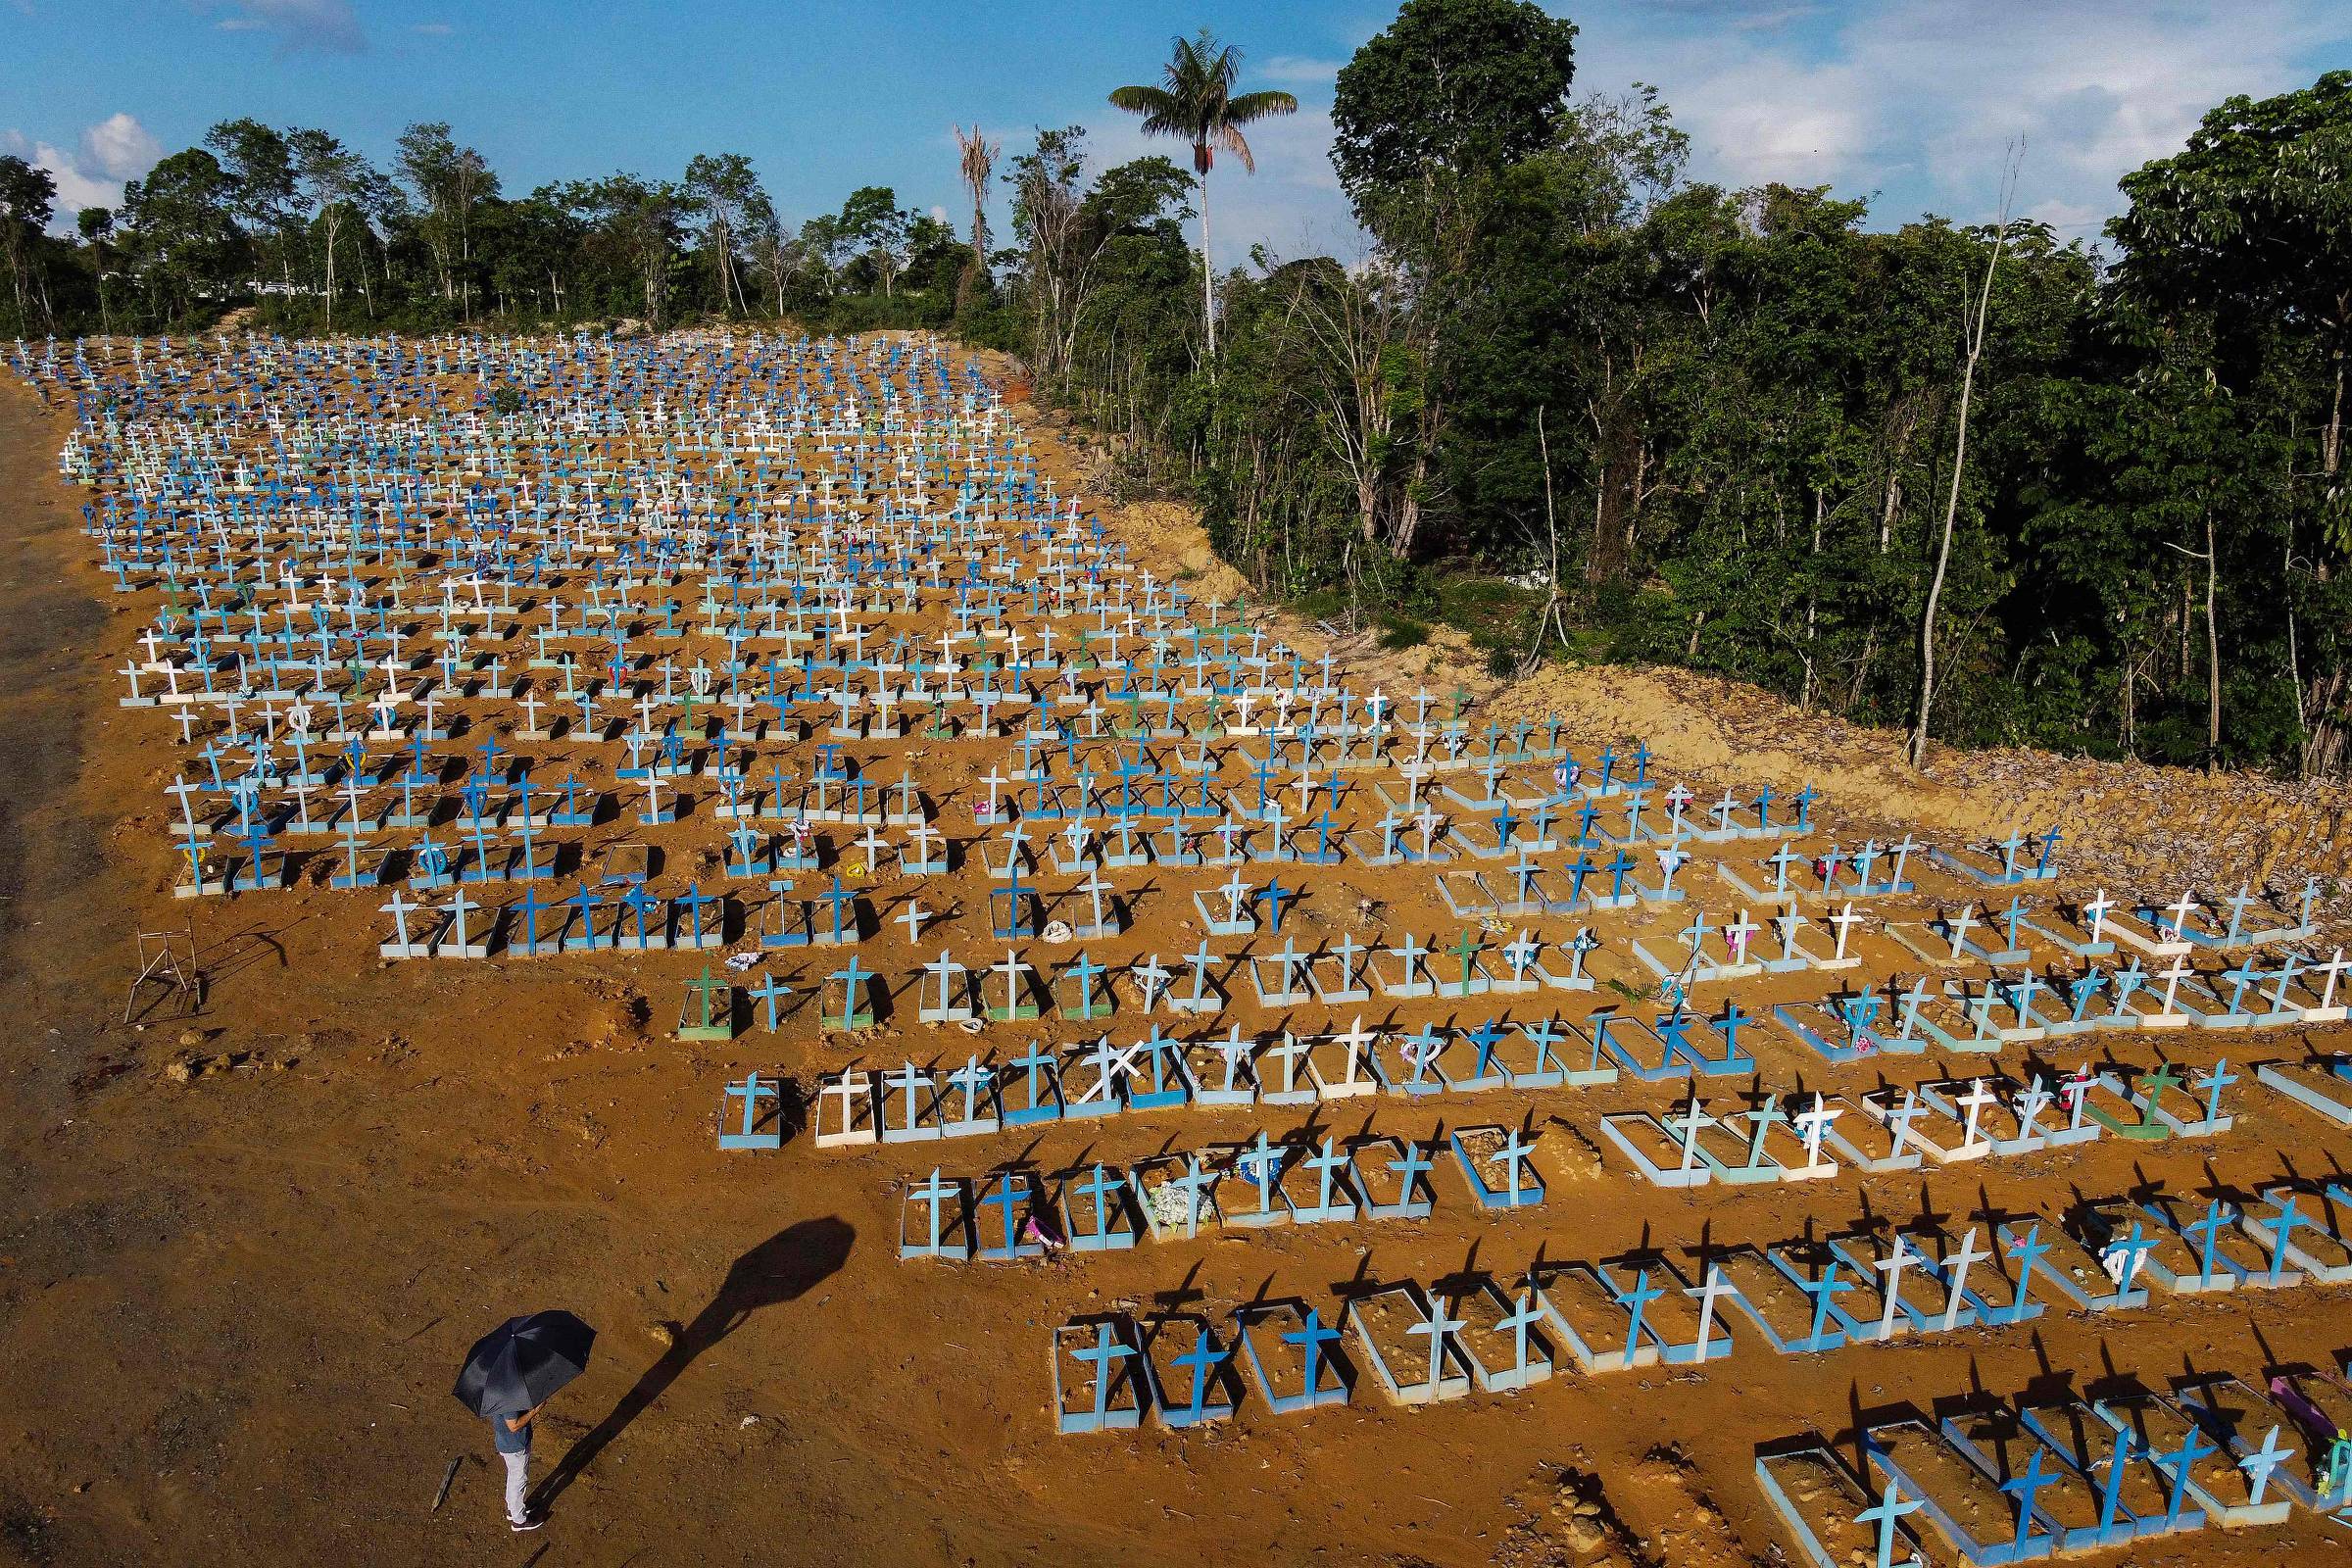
top-left (1108, 29), bottom-right (1301, 179)
top-left (1331, 0), bottom-right (1580, 215)
top-left (1038, 13), bottom-right (2351, 780)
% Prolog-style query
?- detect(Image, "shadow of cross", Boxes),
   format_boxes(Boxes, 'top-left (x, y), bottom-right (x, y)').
top-left (532, 1216), bottom-right (855, 1513)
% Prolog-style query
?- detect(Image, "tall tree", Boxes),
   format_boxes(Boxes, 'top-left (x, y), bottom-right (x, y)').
top-left (203, 118), bottom-right (298, 287)
top-left (2112, 72), bottom-right (2352, 517)
top-left (683, 153), bottom-right (763, 316)
top-left (1332, 0), bottom-right (1579, 555)
top-left (395, 122), bottom-right (498, 318)
top-left (837, 185), bottom-right (911, 298)
top-left (117, 149), bottom-right (241, 321)
top-left (288, 128), bottom-right (374, 331)
top-left (1108, 29), bottom-right (1297, 357)
top-left (394, 121), bottom-right (462, 300)
top-left (2110, 71), bottom-right (2352, 772)
top-left (566, 175), bottom-right (685, 325)
top-left (1911, 173), bottom-right (2016, 769)
top-left (1007, 128), bottom-right (1192, 386)
top-left (953, 123), bottom-right (998, 318)
top-left (0, 155), bottom-right (57, 332)
top-left (76, 206), bottom-right (115, 336)
top-left (743, 192), bottom-right (797, 318)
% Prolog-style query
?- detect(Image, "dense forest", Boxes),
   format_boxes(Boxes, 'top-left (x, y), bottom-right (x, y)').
top-left (1, 0), bottom-right (2345, 780)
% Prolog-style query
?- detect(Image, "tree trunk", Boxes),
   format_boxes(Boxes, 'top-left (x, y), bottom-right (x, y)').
top-left (2325, 339), bottom-right (2344, 487)
top-left (1909, 221), bottom-right (2008, 769)
top-left (2203, 509), bottom-right (2222, 773)
top-left (1801, 487), bottom-right (1823, 709)
top-left (2121, 641), bottom-right (2135, 756)
top-left (1199, 164), bottom-right (1214, 358)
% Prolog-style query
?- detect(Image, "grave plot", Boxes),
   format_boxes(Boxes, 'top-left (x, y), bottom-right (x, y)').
top-left (1756, 1441), bottom-right (1932, 1568)
top-left (1759, 1364), bottom-right (2352, 1568)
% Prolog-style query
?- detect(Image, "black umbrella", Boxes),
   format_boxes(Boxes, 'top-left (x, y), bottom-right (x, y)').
top-left (452, 1310), bottom-right (597, 1418)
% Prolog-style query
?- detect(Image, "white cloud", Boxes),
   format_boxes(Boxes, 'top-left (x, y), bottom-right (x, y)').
top-left (1258, 55), bottom-right (1345, 85)
top-left (3, 115), bottom-right (164, 226)
top-left (207, 0), bottom-right (365, 53)
top-left (931, 0), bottom-right (2346, 267)
top-left (1576, 0), bottom-right (2350, 232)
top-left (2026, 197), bottom-right (2104, 235)
top-left (77, 113), bottom-right (162, 180)
top-left (2, 131), bottom-right (114, 220)
top-left (414, 21), bottom-right (453, 35)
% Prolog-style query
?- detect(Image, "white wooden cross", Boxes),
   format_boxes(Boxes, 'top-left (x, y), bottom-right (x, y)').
top-left (1876, 1238), bottom-right (1914, 1339)
top-left (1687, 1265), bottom-right (1732, 1364)
top-left (2081, 890), bottom-right (2116, 945)
top-left (1828, 902), bottom-right (1863, 962)
top-left (2162, 889), bottom-right (2200, 942)
top-left (1792, 1096), bottom-right (1840, 1176)
top-left (1668, 1096), bottom-right (1712, 1174)
top-left (1940, 1228), bottom-right (1984, 1331)
top-left (1954, 1078), bottom-right (1998, 1154)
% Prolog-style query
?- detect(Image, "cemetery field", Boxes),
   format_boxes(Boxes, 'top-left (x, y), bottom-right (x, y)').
top-left (2, 333), bottom-right (2351, 1568)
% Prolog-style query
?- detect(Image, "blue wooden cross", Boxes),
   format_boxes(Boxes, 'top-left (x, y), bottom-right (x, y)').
top-left (2105, 1221), bottom-right (2154, 1295)
top-left (1303, 1139), bottom-right (1350, 1218)
top-left (1998, 1447), bottom-right (2056, 1549)
top-left (1281, 1307), bottom-right (1342, 1401)
top-left (564, 884), bottom-right (605, 949)
top-left (718, 1072), bottom-right (780, 1151)
top-left (750, 970), bottom-right (792, 1030)
top-left (829, 956), bottom-right (872, 1027)
top-left (1255, 874), bottom-right (1297, 933)
top-left (2263, 1194), bottom-right (2313, 1284)
top-left (1171, 1325), bottom-right (1227, 1423)
top-left (981, 1169), bottom-right (1033, 1252)
top-left (511, 885), bottom-right (549, 955)
top-left (819, 876), bottom-right (858, 941)
top-left (1237, 1132), bottom-right (1286, 1218)
top-left (2156, 1422), bottom-right (2214, 1529)
top-left (2003, 1225), bottom-right (2049, 1323)
top-left (2238, 1423), bottom-right (2290, 1507)
top-left (1799, 1259), bottom-right (1850, 1351)
top-left (1616, 1267), bottom-right (1663, 1361)
top-left (1073, 1162), bottom-right (1125, 1240)
top-left (1406, 1297), bottom-right (1466, 1397)
top-left (677, 883), bottom-right (717, 946)
top-left (1068, 1320), bottom-right (1134, 1427)
top-left (1855, 1474), bottom-right (1922, 1568)
top-left (617, 882), bottom-right (661, 948)
top-left (2185, 1200), bottom-right (2233, 1287)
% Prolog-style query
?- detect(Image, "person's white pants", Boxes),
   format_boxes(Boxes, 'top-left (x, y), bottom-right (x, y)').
top-left (502, 1448), bottom-right (530, 1524)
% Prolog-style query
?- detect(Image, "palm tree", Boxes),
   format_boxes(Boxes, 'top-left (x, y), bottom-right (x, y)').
top-left (953, 123), bottom-right (998, 318)
top-left (1109, 30), bottom-right (1297, 357)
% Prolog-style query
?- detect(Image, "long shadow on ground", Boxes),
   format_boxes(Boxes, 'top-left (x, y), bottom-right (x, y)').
top-left (533, 1215), bottom-right (855, 1514)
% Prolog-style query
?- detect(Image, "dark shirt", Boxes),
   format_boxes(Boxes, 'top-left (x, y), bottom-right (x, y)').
top-left (489, 1409), bottom-right (532, 1454)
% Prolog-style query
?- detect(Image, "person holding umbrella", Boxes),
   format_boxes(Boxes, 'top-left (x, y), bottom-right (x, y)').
top-left (452, 1309), bottom-right (596, 1532)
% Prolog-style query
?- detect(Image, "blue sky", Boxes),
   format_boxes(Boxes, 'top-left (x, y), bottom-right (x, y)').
top-left (6, 0), bottom-right (2348, 263)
